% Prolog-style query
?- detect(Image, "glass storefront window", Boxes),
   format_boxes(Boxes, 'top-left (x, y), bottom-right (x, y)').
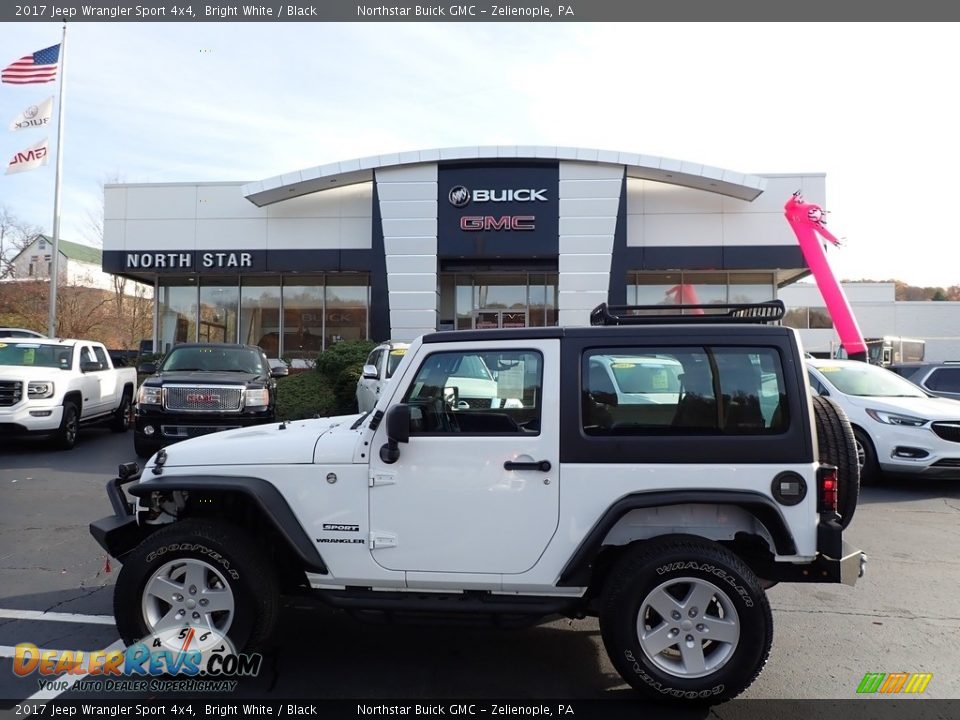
top-left (443, 272), bottom-right (559, 330)
top-left (325, 275), bottom-right (369, 347)
top-left (240, 279), bottom-right (281, 357)
top-left (199, 279), bottom-right (239, 344)
top-left (157, 279), bottom-right (198, 353)
top-left (282, 276), bottom-right (324, 361)
top-left (628, 272), bottom-right (775, 313)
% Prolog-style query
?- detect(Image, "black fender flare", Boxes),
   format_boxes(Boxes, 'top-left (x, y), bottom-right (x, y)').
top-left (556, 490), bottom-right (797, 587)
top-left (128, 475), bottom-right (327, 573)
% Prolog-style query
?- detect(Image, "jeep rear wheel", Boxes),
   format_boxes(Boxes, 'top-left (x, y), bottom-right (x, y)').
top-left (114, 519), bottom-right (279, 652)
top-left (811, 395), bottom-right (860, 528)
top-left (600, 537), bottom-right (772, 702)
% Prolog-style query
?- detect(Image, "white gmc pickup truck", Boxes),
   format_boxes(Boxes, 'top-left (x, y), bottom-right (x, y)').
top-left (0, 338), bottom-right (137, 449)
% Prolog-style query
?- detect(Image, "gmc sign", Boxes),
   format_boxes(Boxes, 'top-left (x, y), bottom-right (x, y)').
top-left (460, 215), bottom-right (536, 231)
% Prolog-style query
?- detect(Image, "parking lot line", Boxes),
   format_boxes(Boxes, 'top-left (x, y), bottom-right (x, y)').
top-left (0, 608), bottom-right (115, 625)
top-left (23, 639), bottom-right (126, 701)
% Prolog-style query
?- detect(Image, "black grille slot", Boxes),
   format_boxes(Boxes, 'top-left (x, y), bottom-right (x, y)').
top-left (0, 381), bottom-right (23, 407)
top-left (931, 458), bottom-right (960, 467)
top-left (931, 422), bottom-right (960, 443)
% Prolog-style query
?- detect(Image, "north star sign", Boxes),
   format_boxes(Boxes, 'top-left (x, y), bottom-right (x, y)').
top-left (125, 252), bottom-right (255, 270)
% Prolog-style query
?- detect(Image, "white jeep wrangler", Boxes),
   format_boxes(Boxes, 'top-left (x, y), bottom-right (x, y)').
top-left (91, 301), bottom-right (864, 702)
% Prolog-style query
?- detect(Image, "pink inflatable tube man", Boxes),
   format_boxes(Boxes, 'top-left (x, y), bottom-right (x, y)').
top-left (784, 193), bottom-right (867, 362)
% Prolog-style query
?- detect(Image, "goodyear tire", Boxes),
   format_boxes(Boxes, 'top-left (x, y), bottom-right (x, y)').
top-left (600, 537), bottom-right (772, 703)
top-left (811, 395), bottom-right (860, 527)
top-left (114, 519), bottom-right (279, 652)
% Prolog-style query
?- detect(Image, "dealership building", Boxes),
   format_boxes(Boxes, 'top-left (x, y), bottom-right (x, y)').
top-left (102, 146), bottom-right (824, 357)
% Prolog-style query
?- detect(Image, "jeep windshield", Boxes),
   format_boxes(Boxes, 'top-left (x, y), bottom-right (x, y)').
top-left (160, 347), bottom-right (264, 374)
top-left (0, 342), bottom-right (73, 369)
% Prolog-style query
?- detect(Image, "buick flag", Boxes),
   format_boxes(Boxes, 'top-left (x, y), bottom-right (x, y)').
top-left (9, 96), bottom-right (53, 132)
top-left (6, 138), bottom-right (49, 175)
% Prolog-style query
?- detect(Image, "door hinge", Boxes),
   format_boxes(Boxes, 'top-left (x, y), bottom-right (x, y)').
top-left (369, 471), bottom-right (397, 487)
top-left (369, 531), bottom-right (397, 549)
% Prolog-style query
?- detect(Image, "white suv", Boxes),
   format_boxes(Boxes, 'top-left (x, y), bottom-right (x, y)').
top-left (356, 342), bottom-right (410, 413)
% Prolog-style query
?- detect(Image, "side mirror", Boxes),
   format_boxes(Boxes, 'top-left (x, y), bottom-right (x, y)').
top-left (80, 361), bottom-right (102, 373)
top-left (362, 364), bottom-right (379, 380)
top-left (138, 362), bottom-right (158, 375)
top-left (270, 366), bottom-right (289, 378)
top-left (379, 404), bottom-right (411, 464)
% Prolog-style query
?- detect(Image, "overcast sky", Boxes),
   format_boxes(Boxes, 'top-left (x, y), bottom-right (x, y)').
top-left (0, 22), bottom-right (956, 286)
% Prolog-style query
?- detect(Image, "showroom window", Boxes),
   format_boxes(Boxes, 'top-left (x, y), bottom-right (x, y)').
top-left (626, 272), bottom-right (775, 312)
top-left (199, 278), bottom-right (239, 344)
top-left (783, 306), bottom-right (833, 329)
top-left (157, 279), bottom-right (198, 353)
top-left (240, 279), bottom-right (281, 357)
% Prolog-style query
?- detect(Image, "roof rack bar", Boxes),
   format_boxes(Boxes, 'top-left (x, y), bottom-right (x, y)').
top-left (590, 300), bottom-right (786, 326)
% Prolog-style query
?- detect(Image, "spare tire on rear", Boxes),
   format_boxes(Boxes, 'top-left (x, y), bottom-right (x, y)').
top-left (811, 395), bottom-right (860, 529)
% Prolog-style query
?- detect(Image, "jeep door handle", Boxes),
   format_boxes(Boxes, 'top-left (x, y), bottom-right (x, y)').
top-left (504, 460), bottom-right (552, 472)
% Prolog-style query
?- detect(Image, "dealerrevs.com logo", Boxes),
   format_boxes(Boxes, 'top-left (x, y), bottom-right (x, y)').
top-left (447, 186), bottom-right (548, 207)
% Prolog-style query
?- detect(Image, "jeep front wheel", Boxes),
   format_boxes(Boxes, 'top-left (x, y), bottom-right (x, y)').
top-left (600, 537), bottom-right (772, 702)
top-left (114, 519), bottom-right (279, 652)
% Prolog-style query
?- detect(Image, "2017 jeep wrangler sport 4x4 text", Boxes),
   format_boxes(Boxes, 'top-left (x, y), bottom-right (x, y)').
top-left (91, 301), bottom-right (865, 702)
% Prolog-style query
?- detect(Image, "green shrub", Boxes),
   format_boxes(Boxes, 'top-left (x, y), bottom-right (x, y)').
top-left (276, 371), bottom-right (337, 420)
top-left (315, 340), bottom-right (377, 381)
top-left (333, 365), bottom-right (363, 415)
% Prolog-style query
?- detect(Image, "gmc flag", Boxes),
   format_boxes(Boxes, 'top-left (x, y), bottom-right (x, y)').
top-left (6, 138), bottom-right (49, 175)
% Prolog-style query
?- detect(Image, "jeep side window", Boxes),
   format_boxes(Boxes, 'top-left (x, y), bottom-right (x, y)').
top-left (582, 347), bottom-right (788, 436)
top-left (402, 350), bottom-right (542, 435)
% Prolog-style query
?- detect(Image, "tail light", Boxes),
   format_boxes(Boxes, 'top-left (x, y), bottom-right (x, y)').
top-left (817, 465), bottom-right (838, 514)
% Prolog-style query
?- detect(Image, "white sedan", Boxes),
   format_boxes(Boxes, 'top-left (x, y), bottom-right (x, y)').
top-left (806, 358), bottom-right (960, 484)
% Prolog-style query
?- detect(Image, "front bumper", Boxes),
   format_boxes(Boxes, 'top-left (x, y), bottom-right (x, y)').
top-left (89, 471), bottom-right (145, 560)
top-left (0, 403), bottom-right (64, 435)
top-left (874, 425), bottom-right (960, 479)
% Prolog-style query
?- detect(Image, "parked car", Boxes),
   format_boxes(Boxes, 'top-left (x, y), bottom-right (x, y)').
top-left (888, 361), bottom-right (960, 402)
top-left (0, 337), bottom-right (136, 449)
top-left (0, 328), bottom-right (46, 339)
top-left (267, 358), bottom-right (290, 377)
top-left (133, 343), bottom-right (285, 458)
top-left (807, 358), bottom-right (960, 484)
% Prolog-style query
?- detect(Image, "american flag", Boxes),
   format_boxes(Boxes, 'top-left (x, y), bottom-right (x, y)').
top-left (2, 44), bottom-right (60, 85)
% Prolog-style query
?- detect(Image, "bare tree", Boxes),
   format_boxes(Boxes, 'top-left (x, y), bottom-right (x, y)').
top-left (0, 205), bottom-right (42, 279)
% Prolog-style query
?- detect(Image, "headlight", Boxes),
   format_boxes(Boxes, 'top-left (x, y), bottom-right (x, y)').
top-left (866, 408), bottom-right (928, 427)
top-left (244, 388), bottom-right (270, 408)
top-left (27, 381), bottom-right (54, 399)
top-left (138, 385), bottom-right (162, 405)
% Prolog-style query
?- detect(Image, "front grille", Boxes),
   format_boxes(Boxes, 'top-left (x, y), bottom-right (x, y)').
top-left (163, 385), bottom-right (243, 412)
top-left (0, 381), bottom-right (23, 407)
top-left (161, 425), bottom-right (241, 438)
top-left (931, 422), bottom-right (960, 443)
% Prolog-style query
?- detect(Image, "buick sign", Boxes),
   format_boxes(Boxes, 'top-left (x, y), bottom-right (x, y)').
top-left (448, 185), bottom-right (470, 207)
top-left (447, 186), bottom-right (548, 206)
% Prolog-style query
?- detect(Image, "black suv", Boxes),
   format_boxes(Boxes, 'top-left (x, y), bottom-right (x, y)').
top-left (134, 343), bottom-right (284, 457)
top-left (888, 362), bottom-right (960, 402)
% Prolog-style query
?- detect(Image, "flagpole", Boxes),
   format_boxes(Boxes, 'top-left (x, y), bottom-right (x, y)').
top-left (47, 23), bottom-right (67, 337)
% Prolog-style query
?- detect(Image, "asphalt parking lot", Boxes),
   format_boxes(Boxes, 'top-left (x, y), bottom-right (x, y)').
top-left (1, 428), bottom-right (959, 707)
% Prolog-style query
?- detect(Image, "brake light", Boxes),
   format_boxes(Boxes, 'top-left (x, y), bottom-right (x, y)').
top-left (818, 465), bottom-right (838, 514)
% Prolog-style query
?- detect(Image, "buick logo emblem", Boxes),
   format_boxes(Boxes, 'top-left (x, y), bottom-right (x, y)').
top-left (448, 185), bottom-right (470, 208)
top-left (24, 105), bottom-right (39, 119)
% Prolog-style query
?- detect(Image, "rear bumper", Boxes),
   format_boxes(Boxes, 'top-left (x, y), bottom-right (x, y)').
top-left (761, 514), bottom-right (866, 586)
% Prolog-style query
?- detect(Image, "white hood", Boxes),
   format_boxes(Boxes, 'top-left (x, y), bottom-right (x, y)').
top-left (154, 414), bottom-right (362, 467)
top-left (845, 394), bottom-right (960, 421)
top-left (0, 366), bottom-right (66, 382)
